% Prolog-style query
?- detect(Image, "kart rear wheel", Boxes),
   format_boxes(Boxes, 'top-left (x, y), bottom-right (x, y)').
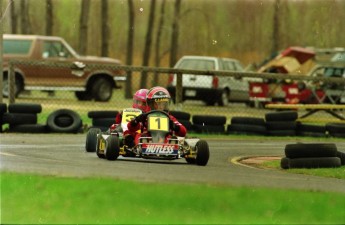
top-left (86, 128), bottom-right (101, 152)
top-left (195, 140), bottom-right (209, 166)
top-left (105, 135), bottom-right (120, 160)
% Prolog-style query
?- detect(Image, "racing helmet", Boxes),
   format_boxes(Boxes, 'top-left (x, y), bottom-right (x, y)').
top-left (146, 86), bottom-right (171, 111)
top-left (133, 89), bottom-right (149, 112)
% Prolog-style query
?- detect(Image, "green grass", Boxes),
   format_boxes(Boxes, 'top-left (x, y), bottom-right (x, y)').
top-left (262, 160), bottom-right (345, 179)
top-left (1, 172), bottom-right (345, 224)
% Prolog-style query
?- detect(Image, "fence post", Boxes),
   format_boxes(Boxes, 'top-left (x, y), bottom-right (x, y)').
top-left (175, 72), bottom-right (183, 110)
top-left (9, 61), bottom-right (15, 104)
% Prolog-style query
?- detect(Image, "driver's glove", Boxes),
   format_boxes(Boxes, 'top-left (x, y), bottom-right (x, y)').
top-left (130, 113), bottom-right (146, 126)
top-left (170, 120), bottom-right (180, 132)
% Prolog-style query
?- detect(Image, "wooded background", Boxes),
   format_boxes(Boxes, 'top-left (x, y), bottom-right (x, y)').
top-left (2, 0), bottom-right (345, 68)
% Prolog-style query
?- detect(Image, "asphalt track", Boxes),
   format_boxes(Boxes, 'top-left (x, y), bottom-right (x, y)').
top-left (1, 133), bottom-right (345, 193)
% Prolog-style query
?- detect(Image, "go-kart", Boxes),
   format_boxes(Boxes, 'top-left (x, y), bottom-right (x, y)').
top-left (94, 109), bottom-right (210, 166)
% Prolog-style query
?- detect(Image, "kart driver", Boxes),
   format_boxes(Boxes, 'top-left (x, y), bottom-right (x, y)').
top-left (127, 86), bottom-right (187, 146)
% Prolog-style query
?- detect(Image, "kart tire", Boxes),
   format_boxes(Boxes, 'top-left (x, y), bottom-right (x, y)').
top-left (86, 128), bottom-right (101, 152)
top-left (47, 109), bottom-right (82, 133)
top-left (265, 111), bottom-right (298, 122)
top-left (289, 157), bottom-right (341, 168)
top-left (9, 124), bottom-right (48, 133)
top-left (195, 140), bottom-right (209, 166)
top-left (192, 115), bottom-right (227, 126)
top-left (88, 110), bottom-right (119, 119)
top-left (105, 135), bottom-right (120, 160)
top-left (8, 103), bottom-right (42, 114)
top-left (285, 143), bottom-right (337, 159)
top-left (230, 117), bottom-right (266, 126)
top-left (170, 111), bottom-right (191, 120)
top-left (280, 157), bottom-right (290, 169)
top-left (2, 113), bottom-right (37, 125)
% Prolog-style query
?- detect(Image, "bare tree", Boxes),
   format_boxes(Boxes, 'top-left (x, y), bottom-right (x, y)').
top-left (125, 0), bottom-right (135, 99)
top-left (79, 0), bottom-right (90, 55)
top-left (272, 0), bottom-right (280, 54)
top-left (169, 0), bottom-right (181, 67)
top-left (20, 0), bottom-right (32, 34)
top-left (45, 0), bottom-right (53, 35)
top-left (140, 0), bottom-right (156, 88)
top-left (101, 0), bottom-right (109, 57)
top-left (153, 0), bottom-right (166, 86)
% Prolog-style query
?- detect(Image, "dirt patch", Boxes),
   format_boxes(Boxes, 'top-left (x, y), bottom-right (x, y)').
top-left (239, 156), bottom-right (282, 168)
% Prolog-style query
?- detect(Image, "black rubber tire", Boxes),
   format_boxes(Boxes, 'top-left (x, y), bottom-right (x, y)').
top-left (280, 157), bottom-right (290, 169)
top-left (75, 91), bottom-right (93, 101)
top-left (297, 123), bottom-right (326, 133)
top-left (2, 113), bottom-right (37, 125)
top-left (230, 117), bottom-right (265, 126)
top-left (92, 78), bottom-right (113, 102)
top-left (46, 109), bottom-right (82, 133)
top-left (8, 103), bottom-right (42, 114)
top-left (336, 151), bottom-right (345, 165)
top-left (267, 130), bottom-right (296, 136)
top-left (85, 128), bottom-right (101, 152)
top-left (285, 143), bottom-right (337, 159)
top-left (296, 131), bottom-right (327, 137)
top-left (105, 135), bottom-right (120, 160)
top-left (8, 124), bottom-right (48, 133)
top-left (87, 110), bottom-right (119, 119)
top-left (266, 121), bottom-right (297, 130)
top-left (195, 140), bottom-right (210, 166)
top-left (170, 111), bottom-right (191, 120)
top-left (3, 76), bottom-right (23, 98)
top-left (192, 115), bottom-right (227, 126)
top-left (326, 123), bottom-right (345, 138)
top-left (0, 103), bottom-right (7, 114)
top-left (192, 124), bottom-right (225, 134)
top-left (185, 158), bottom-right (196, 164)
top-left (227, 124), bottom-right (267, 135)
top-left (265, 111), bottom-right (298, 122)
top-left (92, 118), bottom-right (115, 127)
top-left (289, 157), bottom-right (341, 168)
top-left (179, 119), bottom-right (192, 130)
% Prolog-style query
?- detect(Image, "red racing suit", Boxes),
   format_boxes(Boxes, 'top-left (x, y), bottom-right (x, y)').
top-left (127, 114), bottom-right (187, 145)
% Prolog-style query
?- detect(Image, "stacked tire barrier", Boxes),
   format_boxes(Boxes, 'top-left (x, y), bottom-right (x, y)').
top-left (265, 111), bottom-right (297, 136)
top-left (46, 109), bottom-right (83, 133)
top-left (191, 115), bottom-right (226, 134)
top-left (326, 123), bottom-right (345, 138)
top-left (0, 103), bottom-right (8, 133)
top-left (2, 103), bottom-right (47, 133)
top-left (280, 143), bottom-right (345, 169)
top-left (170, 111), bottom-right (192, 131)
top-left (227, 117), bottom-right (267, 136)
top-left (87, 110), bottom-right (119, 131)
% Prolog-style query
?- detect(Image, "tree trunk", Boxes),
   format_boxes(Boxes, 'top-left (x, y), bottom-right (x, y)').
top-left (8, 0), bottom-right (17, 33)
top-left (140, 0), bottom-right (156, 89)
top-left (20, 0), bottom-right (32, 34)
top-left (153, 0), bottom-right (166, 86)
top-left (125, 0), bottom-right (135, 99)
top-left (169, 0), bottom-right (181, 67)
top-left (101, 0), bottom-right (109, 57)
top-left (272, 0), bottom-right (280, 54)
top-left (45, 0), bottom-right (53, 36)
top-left (79, 0), bottom-right (90, 55)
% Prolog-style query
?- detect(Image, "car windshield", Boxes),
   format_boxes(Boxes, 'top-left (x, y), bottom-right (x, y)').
top-left (324, 67), bottom-right (345, 77)
top-left (3, 39), bottom-right (32, 54)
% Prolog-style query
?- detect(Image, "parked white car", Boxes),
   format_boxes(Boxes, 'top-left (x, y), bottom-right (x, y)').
top-left (167, 55), bottom-right (251, 106)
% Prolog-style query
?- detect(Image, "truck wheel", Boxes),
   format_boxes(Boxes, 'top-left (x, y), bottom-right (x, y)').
top-left (195, 140), bottom-right (210, 166)
top-left (75, 91), bottom-right (92, 101)
top-left (105, 135), bottom-right (120, 160)
top-left (218, 89), bottom-right (229, 106)
top-left (92, 78), bottom-right (113, 102)
top-left (86, 128), bottom-right (101, 152)
top-left (3, 76), bottom-right (23, 98)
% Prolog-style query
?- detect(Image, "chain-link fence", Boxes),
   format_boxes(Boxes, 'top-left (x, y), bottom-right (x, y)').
top-left (2, 60), bottom-right (345, 129)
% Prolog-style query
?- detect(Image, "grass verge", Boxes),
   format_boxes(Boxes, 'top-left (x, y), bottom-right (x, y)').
top-left (1, 172), bottom-right (345, 224)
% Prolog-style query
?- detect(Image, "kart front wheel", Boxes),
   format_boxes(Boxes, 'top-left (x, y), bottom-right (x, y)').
top-left (195, 140), bottom-right (209, 166)
top-left (105, 135), bottom-right (120, 160)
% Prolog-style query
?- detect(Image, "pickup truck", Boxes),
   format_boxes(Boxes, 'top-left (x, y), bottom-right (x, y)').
top-left (2, 34), bottom-right (126, 101)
